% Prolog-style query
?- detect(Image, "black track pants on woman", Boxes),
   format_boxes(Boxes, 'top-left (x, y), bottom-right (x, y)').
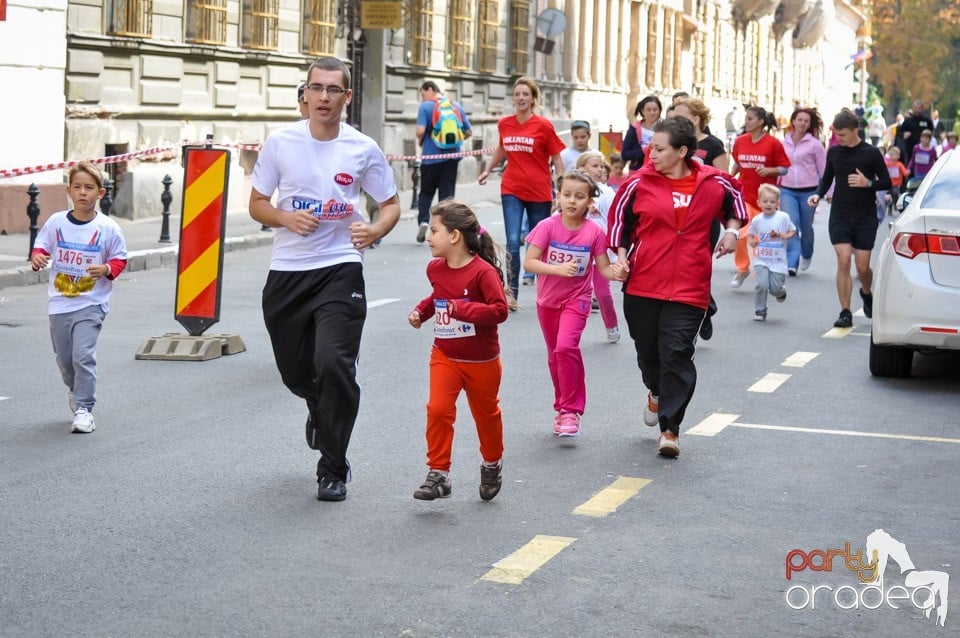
top-left (262, 263), bottom-right (367, 481)
top-left (622, 294), bottom-right (704, 436)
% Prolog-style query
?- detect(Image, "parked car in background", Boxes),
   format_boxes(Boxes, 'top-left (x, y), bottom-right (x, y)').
top-left (871, 149), bottom-right (960, 377)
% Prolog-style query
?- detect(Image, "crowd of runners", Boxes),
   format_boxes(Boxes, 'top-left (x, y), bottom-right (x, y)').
top-left (30, 56), bottom-right (947, 505)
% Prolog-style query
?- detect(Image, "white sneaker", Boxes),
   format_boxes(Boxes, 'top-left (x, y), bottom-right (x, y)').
top-left (799, 257), bottom-right (812, 271)
top-left (606, 327), bottom-right (621, 343)
top-left (71, 408), bottom-right (96, 433)
top-left (643, 392), bottom-right (659, 426)
top-left (730, 271), bottom-right (748, 289)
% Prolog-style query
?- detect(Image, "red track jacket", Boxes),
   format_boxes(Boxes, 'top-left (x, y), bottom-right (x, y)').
top-left (607, 162), bottom-right (747, 310)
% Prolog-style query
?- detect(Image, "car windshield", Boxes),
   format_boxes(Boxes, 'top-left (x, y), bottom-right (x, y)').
top-left (921, 155), bottom-right (960, 209)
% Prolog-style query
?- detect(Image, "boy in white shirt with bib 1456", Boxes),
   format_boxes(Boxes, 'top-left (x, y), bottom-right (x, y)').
top-left (748, 184), bottom-right (796, 322)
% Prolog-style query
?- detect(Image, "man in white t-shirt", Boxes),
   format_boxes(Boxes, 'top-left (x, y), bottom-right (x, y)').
top-left (250, 56), bottom-right (401, 502)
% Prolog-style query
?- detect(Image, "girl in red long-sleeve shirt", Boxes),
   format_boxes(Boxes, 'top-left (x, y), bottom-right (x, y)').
top-left (408, 200), bottom-right (509, 502)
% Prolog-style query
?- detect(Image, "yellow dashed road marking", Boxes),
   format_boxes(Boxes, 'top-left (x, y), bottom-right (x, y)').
top-left (822, 327), bottom-right (854, 339)
top-left (748, 372), bottom-right (791, 393)
top-left (481, 535), bottom-right (577, 585)
top-left (687, 412), bottom-right (740, 436)
top-left (572, 477), bottom-right (651, 517)
top-left (781, 351), bottom-right (819, 367)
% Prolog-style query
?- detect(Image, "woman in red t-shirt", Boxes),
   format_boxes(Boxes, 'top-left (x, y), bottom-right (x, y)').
top-left (479, 77), bottom-right (565, 308)
top-left (729, 106), bottom-right (791, 287)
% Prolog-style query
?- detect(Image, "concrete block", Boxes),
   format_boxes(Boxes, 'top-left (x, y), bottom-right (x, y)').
top-left (134, 332), bottom-right (246, 360)
top-left (142, 56), bottom-right (184, 80)
top-left (144, 252), bottom-right (163, 269)
top-left (215, 61), bottom-right (239, 83)
top-left (68, 50), bottom-right (105, 75)
top-left (160, 252), bottom-right (178, 266)
top-left (267, 65), bottom-right (304, 87)
top-left (66, 77), bottom-right (102, 103)
top-left (127, 255), bottom-right (147, 272)
top-left (214, 84), bottom-right (238, 108)
top-left (141, 80), bottom-right (182, 105)
top-left (386, 75), bottom-right (406, 93)
top-left (385, 94), bottom-right (405, 114)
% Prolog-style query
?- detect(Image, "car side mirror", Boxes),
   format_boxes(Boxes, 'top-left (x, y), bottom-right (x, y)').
top-left (904, 177), bottom-right (923, 193)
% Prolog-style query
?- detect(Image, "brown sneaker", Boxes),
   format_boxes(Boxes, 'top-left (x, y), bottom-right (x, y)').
top-left (479, 461), bottom-right (502, 501)
top-left (414, 470), bottom-right (452, 500)
top-left (658, 432), bottom-right (680, 458)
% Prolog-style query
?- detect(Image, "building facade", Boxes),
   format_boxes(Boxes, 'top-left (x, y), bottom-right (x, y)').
top-left (2, 1), bottom-right (866, 224)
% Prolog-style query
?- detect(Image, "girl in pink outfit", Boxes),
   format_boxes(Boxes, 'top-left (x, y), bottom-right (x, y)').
top-left (524, 170), bottom-right (620, 437)
top-left (576, 151), bottom-right (621, 343)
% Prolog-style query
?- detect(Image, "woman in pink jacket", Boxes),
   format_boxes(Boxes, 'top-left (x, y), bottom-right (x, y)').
top-left (608, 117), bottom-right (746, 458)
top-left (780, 107), bottom-right (826, 275)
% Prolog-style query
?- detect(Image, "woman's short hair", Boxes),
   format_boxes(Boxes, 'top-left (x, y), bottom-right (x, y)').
top-left (675, 97), bottom-right (711, 131)
top-left (652, 117), bottom-right (698, 161)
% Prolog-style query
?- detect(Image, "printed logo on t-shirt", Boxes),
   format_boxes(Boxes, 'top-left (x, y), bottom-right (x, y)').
top-left (503, 135), bottom-right (535, 153)
top-left (334, 173), bottom-right (354, 185)
top-left (290, 197), bottom-right (356, 220)
top-left (672, 192), bottom-right (692, 208)
top-left (693, 149), bottom-right (707, 164)
top-left (738, 154), bottom-right (768, 170)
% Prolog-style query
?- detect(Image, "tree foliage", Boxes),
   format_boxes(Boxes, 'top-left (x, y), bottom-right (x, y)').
top-left (871, 0), bottom-right (960, 117)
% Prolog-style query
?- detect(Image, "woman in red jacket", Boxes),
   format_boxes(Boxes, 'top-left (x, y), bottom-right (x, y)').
top-left (608, 117), bottom-right (747, 458)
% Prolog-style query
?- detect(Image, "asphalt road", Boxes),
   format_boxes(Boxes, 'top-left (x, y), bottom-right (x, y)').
top-left (1, 202), bottom-right (958, 637)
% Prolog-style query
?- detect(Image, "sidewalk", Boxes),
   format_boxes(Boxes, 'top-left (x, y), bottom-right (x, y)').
top-left (0, 181), bottom-right (500, 290)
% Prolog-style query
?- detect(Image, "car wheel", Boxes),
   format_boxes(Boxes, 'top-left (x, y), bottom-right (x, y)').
top-left (869, 331), bottom-right (914, 377)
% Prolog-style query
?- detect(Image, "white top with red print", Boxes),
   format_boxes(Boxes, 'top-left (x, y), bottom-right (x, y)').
top-left (33, 211), bottom-right (128, 315)
top-left (251, 120), bottom-right (398, 271)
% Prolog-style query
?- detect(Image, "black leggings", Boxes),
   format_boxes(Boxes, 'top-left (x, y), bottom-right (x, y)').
top-left (623, 295), bottom-right (705, 435)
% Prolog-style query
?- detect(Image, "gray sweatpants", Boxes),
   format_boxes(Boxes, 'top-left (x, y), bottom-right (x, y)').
top-left (754, 265), bottom-right (786, 313)
top-left (49, 304), bottom-right (106, 412)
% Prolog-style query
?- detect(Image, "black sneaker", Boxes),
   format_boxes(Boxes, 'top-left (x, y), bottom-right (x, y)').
top-left (859, 289), bottom-right (873, 318)
top-left (479, 462), bottom-right (502, 501)
top-left (833, 309), bottom-right (853, 328)
top-left (413, 470), bottom-right (452, 500)
top-left (317, 476), bottom-right (347, 501)
top-left (305, 413), bottom-right (320, 450)
top-left (788, 268), bottom-right (797, 277)
top-left (699, 315), bottom-right (713, 340)
top-left (776, 289), bottom-right (787, 303)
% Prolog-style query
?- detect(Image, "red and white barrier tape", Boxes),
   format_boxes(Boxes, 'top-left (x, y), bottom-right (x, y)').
top-left (0, 145), bottom-right (180, 179)
top-left (0, 143), bottom-right (495, 179)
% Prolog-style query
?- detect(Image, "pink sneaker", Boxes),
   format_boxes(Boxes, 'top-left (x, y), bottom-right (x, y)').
top-left (557, 412), bottom-right (581, 437)
top-left (553, 412), bottom-right (562, 436)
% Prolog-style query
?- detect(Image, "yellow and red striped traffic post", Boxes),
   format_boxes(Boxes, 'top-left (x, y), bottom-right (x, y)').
top-left (175, 146), bottom-right (230, 336)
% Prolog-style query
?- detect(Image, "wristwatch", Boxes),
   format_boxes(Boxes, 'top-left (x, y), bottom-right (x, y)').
top-left (866, 178), bottom-right (874, 188)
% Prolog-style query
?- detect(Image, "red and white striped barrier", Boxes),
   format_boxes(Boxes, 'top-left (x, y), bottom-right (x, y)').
top-left (0, 143), bottom-right (495, 180)
top-left (0, 145), bottom-right (180, 179)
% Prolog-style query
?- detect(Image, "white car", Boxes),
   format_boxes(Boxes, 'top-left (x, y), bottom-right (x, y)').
top-left (871, 149), bottom-right (960, 377)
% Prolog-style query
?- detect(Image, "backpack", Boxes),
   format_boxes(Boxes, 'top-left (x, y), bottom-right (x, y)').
top-left (430, 98), bottom-right (466, 150)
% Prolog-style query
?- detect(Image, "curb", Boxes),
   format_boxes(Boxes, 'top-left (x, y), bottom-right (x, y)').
top-left (0, 231), bottom-right (276, 291)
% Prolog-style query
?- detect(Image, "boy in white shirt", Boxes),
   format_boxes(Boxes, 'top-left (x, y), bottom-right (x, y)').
top-left (560, 120), bottom-right (594, 171)
top-left (30, 162), bottom-right (128, 433)
top-left (748, 184), bottom-right (797, 321)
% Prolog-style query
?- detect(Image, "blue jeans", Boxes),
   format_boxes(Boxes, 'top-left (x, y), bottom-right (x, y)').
top-left (501, 194), bottom-right (552, 298)
top-left (780, 186), bottom-right (817, 270)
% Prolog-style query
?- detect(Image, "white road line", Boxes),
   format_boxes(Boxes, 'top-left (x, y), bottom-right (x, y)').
top-left (685, 415), bottom-right (960, 445)
top-left (367, 298), bottom-right (400, 309)
top-left (822, 327), bottom-right (854, 339)
top-left (0, 396), bottom-right (9, 402)
top-left (687, 412), bottom-right (740, 437)
top-left (849, 332), bottom-right (871, 337)
top-left (748, 372), bottom-right (791, 393)
top-left (854, 308), bottom-right (865, 317)
top-left (734, 422), bottom-right (960, 445)
top-left (782, 351), bottom-right (819, 368)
